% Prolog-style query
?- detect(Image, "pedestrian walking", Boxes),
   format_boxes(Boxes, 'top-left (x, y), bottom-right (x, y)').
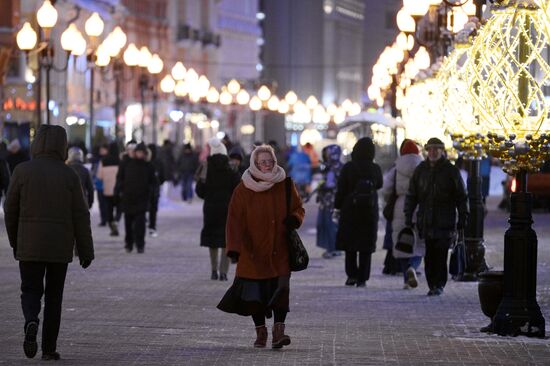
top-left (6, 139), bottom-right (29, 173)
top-left (4, 125), bottom-right (94, 360)
top-left (97, 142), bottom-right (120, 236)
top-left (195, 138), bottom-right (240, 281)
top-left (381, 139), bottom-right (424, 289)
top-left (217, 144), bottom-right (304, 349)
top-left (404, 137), bottom-right (469, 296)
top-left (316, 144), bottom-right (343, 259)
top-left (147, 143), bottom-right (165, 237)
top-left (92, 144), bottom-right (109, 226)
top-left (287, 146), bottom-right (312, 199)
top-left (115, 142), bottom-right (157, 253)
top-left (332, 137), bottom-right (382, 288)
top-left (66, 147), bottom-right (94, 209)
top-left (176, 143), bottom-right (199, 203)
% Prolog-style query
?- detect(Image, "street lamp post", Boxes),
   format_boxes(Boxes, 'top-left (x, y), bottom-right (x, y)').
top-left (464, 0), bottom-right (549, 337)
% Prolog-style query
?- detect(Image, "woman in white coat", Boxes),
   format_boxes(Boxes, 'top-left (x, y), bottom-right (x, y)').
top-left (382, 139), bottom-right (424, 289)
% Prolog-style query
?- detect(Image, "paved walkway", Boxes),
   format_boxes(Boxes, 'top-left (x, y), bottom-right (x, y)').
top-left (0, 194), bottom-right (549, 365)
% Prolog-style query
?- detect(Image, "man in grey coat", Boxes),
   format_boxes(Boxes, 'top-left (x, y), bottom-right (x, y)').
top-left (4, 125), bottom-right (94, 360)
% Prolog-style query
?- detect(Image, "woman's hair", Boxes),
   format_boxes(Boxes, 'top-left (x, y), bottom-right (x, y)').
top-left (252, 144), bottom-right (276, 164)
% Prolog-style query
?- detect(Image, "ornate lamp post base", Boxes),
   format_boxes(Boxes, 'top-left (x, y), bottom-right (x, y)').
top-left (493, 173), bottom-right (545, 338)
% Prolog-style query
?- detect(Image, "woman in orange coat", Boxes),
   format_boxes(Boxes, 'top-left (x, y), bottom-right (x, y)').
top-left (217, 144), bottom-right (305, 349)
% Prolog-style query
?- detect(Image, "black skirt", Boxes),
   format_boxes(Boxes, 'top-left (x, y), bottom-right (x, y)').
top-left (217, 276), bottom-right (289, 318)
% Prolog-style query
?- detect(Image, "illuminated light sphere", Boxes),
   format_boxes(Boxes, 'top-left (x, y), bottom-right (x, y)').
top-left (16, 22), bottom-right (37, 50)
top-left (174, 80), bottom-right (189, 97)
top-left (285, 90), bottom-right (298, 105)
top-left (278, 100), bottom-right (290, 114)
top-left (95, 45), bottom-right (110, 67)
top-left (227, 79), bottom-right (241, 94)
top-left (185, 68), bottom-right (199, 83)
top-left (267, 95), bottom-right (280, 111)
top-left (61, 23), bottom-right (78, 52)
top-left (171, 62), bottom-right (186, 81)
top-left (257, 85), bottom-right (271, 101)
top-left (397, 9), bottom-right (416, 33)
top-left (138, 46), bottom-right (152, 68)
top-left (123, 43), bottom-right (140, 66)
top-left (197, 75), bottom-right (211, 97)
top-left (463, 1), bottom-right (550, 173)
top-left (414, 47), bottom-right (431, 70)
top-left (236, 89), bottom-right (250, 105)
top-left (300, 128), bottom-right (322, 146)
top-left (85, 12), bottom-right (104, 37)
top-left (147, 54), bottom-right (164, 74)
top-left (206, 87), bottom-right (220, 104)
top-left (349, 102), bottom-right (362, 116)
top-left (219, 90), bottom-right (233, 105)
top-left (403, 0), bottom-right (430, 17)
top-left (249, 96), bottom-right (262, 111)
top-left (341, 99), bottom-right (353, 113)
top-left (112, 26), bottom-right (127, 49)
top-left (37, 0), bottom-right (58, 29)
top-left (305, 95), bottom-right (319, 109)
top-left (160, 75), bottom-right (176, 93)
top-left (396, 32), bottom-right (408, 50)
top-left (71, 32), bottom-right (87, 56)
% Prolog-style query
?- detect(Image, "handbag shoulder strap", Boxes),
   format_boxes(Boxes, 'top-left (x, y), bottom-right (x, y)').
top-left (285, 177), bottom-right (291, 217)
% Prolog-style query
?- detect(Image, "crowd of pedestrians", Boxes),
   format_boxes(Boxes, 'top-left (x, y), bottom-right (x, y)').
top-left (2, 126), bottom-right (475, 358)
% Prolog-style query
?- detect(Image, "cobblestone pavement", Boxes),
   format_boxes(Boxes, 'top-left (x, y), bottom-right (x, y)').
top-left (1, 194), bottom-right (550, 365)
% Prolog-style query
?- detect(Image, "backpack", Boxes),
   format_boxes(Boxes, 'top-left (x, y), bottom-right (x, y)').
top-left (351, 177), bottom-right (376, 208)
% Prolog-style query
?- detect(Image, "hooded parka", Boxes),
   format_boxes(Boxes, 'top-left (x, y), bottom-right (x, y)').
top-left (334, 137), bottom-right (383, 253)
top-left (4, 125), bottom-right (94, 263)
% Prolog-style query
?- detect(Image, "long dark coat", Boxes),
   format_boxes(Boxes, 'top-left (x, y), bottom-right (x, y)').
top-left (4, 125), bottom-right (94, 263)
top-left (334, 138), bottom-right (383, 253)
top-left (196, 154), bottom-right (240, 248)
top-left (404, 157), bottom-right (468, 241)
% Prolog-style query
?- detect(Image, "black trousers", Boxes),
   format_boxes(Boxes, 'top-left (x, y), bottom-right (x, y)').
top-left (124, 212), bottom-right (146, 250)
top-left (345, 251), bottom-right (372, 282)
top-left (252, 311), bottom-right (287, 326)
top-left (19, 261), bottom-right (68, 353)
top-left (148, 194), bottom-right (159, 230)
top-left (104, 196), bottom-right (117, 223)
top-left (424, 238), bottom-right (452, 290)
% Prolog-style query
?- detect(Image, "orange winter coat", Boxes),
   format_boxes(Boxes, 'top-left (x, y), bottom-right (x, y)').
top-left (226, 180), bottom-right (305, 279)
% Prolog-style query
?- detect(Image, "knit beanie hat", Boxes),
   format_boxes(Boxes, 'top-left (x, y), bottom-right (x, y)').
top-left (208, 137), bottom-right (227, 156)
top-left (400, 139), bottom-right (420, 156)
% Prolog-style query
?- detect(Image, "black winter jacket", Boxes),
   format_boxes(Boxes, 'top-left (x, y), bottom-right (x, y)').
top-left (4, 125), bottom-right (94, 263)
top-left (195, 154), bottom-right (240, 248)
top-left (404, 157), bottom-right (469, 240)
top-left (116, 158), bottom-right (157, 214)
top-left (68, 161), bottom-right (94, 208)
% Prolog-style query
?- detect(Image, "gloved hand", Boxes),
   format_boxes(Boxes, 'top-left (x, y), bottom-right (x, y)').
top-left (283, 215), bottom-right (300, 230)
top-left (227, 251), bottom-right (240, 264)
top-left (80, 259), bottom-right (92, 269)
top-left (331, 209), bottom-right (340, 224)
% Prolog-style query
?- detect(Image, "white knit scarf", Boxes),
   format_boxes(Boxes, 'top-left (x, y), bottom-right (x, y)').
top-left (242, 149), bottom-right (286, 192)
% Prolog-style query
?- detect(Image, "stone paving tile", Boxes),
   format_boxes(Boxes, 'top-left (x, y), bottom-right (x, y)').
top-left (0, 196), bottom-right (549, 365)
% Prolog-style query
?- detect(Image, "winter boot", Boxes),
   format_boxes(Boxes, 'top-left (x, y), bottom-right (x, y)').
top-left (23, 321), bottom-right (38, 358)
top-left (254, 325), bottom-right (267, 348)
top-left (271, 323), bottom-right (291, 349)
top-left (109, 221), bottom-right (119, 236)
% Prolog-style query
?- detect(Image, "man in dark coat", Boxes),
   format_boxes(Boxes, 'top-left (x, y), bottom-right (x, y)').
top-left (4, 125), bottom-right (94, 360)
top-left (6, 139), bottom-right (30, 173)
top-left (176, 143), bottom-right (199, 202)
top-left (404, 137), bottom-right (469, 296)
top-left (333, 137), bottom-right (383, 288)
top-left (147, 143), bottom-right (165, 237)
top-left (66, 147), bottom-right (94, 208)
top-left (115, 142), bottom-right (157, 253)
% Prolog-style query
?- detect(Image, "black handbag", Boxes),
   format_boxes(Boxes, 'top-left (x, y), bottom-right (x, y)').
top-left (449, 230), bottom-right (467, 278)
top-left (382, 169), bottom-right (397, 221)
top-left (285, 178), bottom-right (309, 272)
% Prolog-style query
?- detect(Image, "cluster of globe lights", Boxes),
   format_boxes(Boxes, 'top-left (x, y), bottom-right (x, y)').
top-left (16, 1), bottom-right (363, 130)
top-left (463, 0), bottom-right (550, 175)
top-left (159, 70), bottom-right (362, 126)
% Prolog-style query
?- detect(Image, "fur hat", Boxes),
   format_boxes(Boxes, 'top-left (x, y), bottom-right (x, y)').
top-left (424, 137), bottom-right (445, 150)
top-left (208, 137), bottom-right (227, 156)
